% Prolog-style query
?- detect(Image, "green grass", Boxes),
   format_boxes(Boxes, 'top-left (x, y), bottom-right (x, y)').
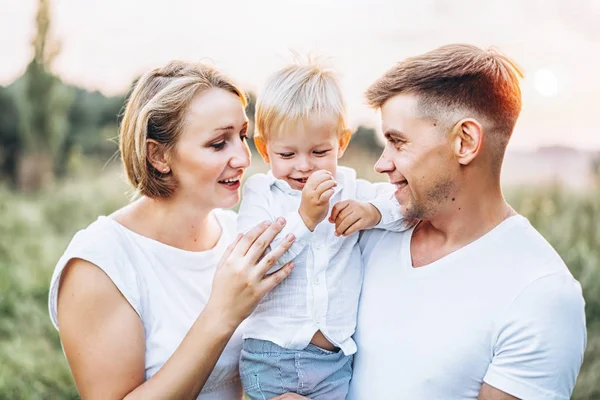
top-left (0, 158), bottom-right (599, 399)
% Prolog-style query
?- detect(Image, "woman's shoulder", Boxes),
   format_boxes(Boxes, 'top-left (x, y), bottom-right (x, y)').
top-left (48, 216), bottom-right (143, 330)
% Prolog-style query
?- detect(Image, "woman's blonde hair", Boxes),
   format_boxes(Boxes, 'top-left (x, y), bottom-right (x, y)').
top-left (255, 58), bottom-right (348, 141)
top-left (119, 60), bottom-right (246, 198)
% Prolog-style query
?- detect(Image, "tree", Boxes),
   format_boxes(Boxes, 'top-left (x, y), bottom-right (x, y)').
top-left (0, 86), bottom-right (20, 185)
top-left (16, 0), bottom-right (72, 191)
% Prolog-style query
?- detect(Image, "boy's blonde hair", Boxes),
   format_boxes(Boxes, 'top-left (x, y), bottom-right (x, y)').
top-left (255, 59), bottom-right (348, 141)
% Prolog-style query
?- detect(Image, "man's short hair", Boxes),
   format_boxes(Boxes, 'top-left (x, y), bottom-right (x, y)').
top-left (255, 59), bottom-right (348, 141)
top-left (366, 44), bottom-right (523, 147)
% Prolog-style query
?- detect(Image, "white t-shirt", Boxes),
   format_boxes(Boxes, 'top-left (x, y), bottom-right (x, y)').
top-left (48, 209), bottom-right (244, 400)
top-left (349, 215), bottom-right (586, 400)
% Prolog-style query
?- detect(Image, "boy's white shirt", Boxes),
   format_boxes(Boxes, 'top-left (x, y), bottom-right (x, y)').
top-left (237, 166), bottom-right (411, 355)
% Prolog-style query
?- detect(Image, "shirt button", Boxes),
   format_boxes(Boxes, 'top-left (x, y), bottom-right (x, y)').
top-left (315, 243), bottom-right (322, 250)
top-left (313, 276), bottom-right (320, 285)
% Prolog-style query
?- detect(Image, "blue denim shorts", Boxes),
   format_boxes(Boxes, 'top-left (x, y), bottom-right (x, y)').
top-left (240, 338), bottom-right (353, 400)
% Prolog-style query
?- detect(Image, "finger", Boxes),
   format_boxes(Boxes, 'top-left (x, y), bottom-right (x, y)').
top-left (335, 203), bottom-right (354, 224)
top-left (340, 217), bottom-right (363, 236)
top-left (232, 221), bottom-right (270, 257)
top-left (260, 261), bottom-right (294, 293)
top-left (306, 170), bottom-right (333, 189)
top-left (335, 212), bottom-right (359, 236)
top-left (244, 217), bottom-right (287, 263)
top-left (329, 200), bottom-right (350, 223)
top-left (318, 187), bottom-right (336, 203)
top-left (254, 231), bottom-right (295, 277)
top-left (216, 233), bottom-right (242, 270)
top-left (314, 179), bottom-right (337, 197)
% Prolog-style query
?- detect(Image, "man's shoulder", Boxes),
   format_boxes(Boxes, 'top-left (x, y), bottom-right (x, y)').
top-left (494, 215), bottom-right (571, 278)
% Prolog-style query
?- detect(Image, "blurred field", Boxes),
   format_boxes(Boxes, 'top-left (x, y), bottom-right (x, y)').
top-left (0, 152), bottom-right (599, 399)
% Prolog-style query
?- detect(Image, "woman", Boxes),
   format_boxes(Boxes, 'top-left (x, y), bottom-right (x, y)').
top-left (48, 61), bottom-right (297, 399)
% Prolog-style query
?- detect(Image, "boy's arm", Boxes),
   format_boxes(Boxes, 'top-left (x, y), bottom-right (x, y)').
top-left (355, 179), bottom-right (412, 232)
top-left (237, 177), bottom-right (314, 273)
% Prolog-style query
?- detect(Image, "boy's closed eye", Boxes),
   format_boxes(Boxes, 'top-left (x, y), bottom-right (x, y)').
top-left (277, 152), bottom-right (295, 158)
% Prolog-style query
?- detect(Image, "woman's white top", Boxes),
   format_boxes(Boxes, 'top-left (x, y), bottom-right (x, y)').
top-left (48, 209), bottom-right (244, 400)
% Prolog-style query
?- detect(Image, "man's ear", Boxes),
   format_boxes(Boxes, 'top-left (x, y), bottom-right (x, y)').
top-left (254, 136), bottom-right (270, 163)
top-left (146, 139), bottom-right (170, 173)
top-left (452, 119), bottom-right (484, 166)
top-left (337, 129), bottom-right (352, 158)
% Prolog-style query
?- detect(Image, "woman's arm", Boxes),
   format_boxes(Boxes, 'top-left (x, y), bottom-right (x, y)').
top-left (58, 219), bottom-right (295, 400)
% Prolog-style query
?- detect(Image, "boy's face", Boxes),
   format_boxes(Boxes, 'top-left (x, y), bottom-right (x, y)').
top-left (256, 117), bottom-right (351, 190)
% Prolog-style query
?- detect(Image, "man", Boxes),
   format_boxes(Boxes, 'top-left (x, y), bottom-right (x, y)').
top-left (348, 44), bottom-right (586, 399)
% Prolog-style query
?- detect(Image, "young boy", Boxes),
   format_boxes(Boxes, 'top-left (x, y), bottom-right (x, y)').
top-left (237, 61), bottom-right (411, 399)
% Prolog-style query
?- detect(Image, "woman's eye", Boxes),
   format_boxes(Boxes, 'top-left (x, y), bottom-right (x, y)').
top-left (314, 150), bottom-right (331, 156)
top-left (211, 141), bottom-right (226, 150)
top-left (278, 153), bottom-right (294, 158)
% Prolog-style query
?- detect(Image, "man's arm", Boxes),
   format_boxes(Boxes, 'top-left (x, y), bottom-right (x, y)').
top-left (481, 272), bottom-right (586, 400)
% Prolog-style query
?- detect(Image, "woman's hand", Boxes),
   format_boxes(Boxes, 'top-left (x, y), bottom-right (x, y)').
top-left (207, 217), bottom-right (296, 330)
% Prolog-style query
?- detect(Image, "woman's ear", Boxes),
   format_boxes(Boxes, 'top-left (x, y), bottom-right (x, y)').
top-left (254, 136), bottom-right (270, 163)
top-left (146, 139), bottom-right (170, 173)
top-left (337, 129), bottom-right (352, 158)
top-left (452, 119), bottom-right (484, 166)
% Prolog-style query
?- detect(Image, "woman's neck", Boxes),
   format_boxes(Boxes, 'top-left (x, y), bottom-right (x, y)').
top-left (113, 196), bottom-right (222, 252)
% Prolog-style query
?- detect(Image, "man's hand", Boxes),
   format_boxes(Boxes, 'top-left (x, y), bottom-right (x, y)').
top-left (298, 170), bottom-right (337, 231)
top-left (329, 200), bottom-right (382, 237)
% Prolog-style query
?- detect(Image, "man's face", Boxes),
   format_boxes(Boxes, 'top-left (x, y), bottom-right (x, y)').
top-left (375, 94), bottom-right (458, 220)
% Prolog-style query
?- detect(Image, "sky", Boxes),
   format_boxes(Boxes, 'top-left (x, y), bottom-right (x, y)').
top-left (1, 0), bottom-right (599, 150)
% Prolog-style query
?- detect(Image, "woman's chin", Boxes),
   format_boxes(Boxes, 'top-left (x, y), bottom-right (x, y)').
top-left (216, 193), bottom-right (240, 209)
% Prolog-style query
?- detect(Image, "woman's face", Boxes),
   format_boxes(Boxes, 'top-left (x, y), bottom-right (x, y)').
top-left (169, 88), bottom-right (251, 209)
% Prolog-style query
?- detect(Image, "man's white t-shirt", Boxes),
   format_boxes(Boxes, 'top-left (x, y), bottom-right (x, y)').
top-left (348, 215), bottom-right (586, 400)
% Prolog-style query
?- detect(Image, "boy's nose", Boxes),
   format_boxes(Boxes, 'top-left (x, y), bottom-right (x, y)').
top-left (296, 157), bottom-right (313, 172)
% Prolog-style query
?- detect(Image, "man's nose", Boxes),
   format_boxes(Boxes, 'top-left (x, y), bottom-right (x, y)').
top-left (375, 147), bottom-right (394, 174)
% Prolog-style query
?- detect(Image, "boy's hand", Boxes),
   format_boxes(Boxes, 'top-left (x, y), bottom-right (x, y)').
top-left (329, 200), bottom-right (382, 237)
top-left (299, 170), bottom-right (337, 231)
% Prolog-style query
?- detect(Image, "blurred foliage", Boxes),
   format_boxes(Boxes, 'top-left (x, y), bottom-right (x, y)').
top-left (0, 0), bottom-right (125, 192)
top-left (0, 159), bottom-right (599, 398)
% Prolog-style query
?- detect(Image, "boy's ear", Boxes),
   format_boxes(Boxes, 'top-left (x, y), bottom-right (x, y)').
top-left (337, 129), bottom-right (352, 158)
top-left (254, 136), bottom-right (270, 163)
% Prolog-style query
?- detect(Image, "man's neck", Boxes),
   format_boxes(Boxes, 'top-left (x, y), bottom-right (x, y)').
top-left (411, 180), bottom-right (516, 267)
